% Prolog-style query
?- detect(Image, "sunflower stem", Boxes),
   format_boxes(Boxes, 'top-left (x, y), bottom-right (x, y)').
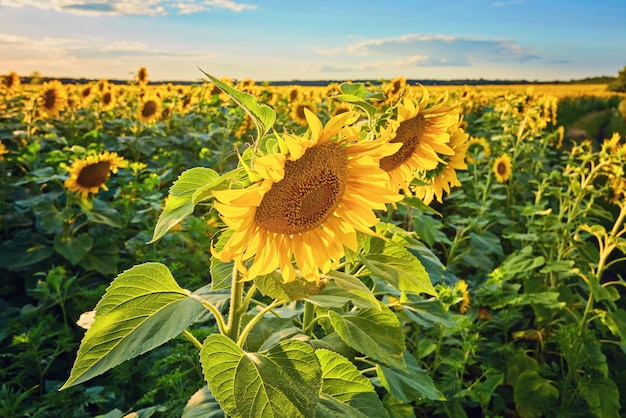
top-left (181, 329), bottom-right (203, 351)
top-left (227, 264), bottom-right (244, 341)
top-left (302, 301), bottom-right (316, 335)
top-left (237, 300), bottom-right (284, 347)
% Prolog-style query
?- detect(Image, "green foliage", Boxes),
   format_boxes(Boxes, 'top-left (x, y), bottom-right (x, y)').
top-left (608, 65), bottom-right (626, 92)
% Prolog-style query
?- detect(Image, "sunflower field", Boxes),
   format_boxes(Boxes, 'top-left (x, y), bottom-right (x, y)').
top-left (2, 68), bottom-right (626, 418)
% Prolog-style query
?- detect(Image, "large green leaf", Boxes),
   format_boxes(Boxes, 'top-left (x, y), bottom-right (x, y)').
top-left (200, 70), bottom-right (276, 140)
top-left (150, 167), bottom-right (221, 243)
top-left (201, 334), bottom-right (322, 418)
top-left (577, 374), bottom-right (620, 418)
top-left (61, 262), bottom-right (205, 389)
top-left (181, 386), bottom-right (225, 418)
top-left (361, 239), bottom-right (436, 296)
top-left (255, 271), bottom-right (326, 301)
top-left (376, 351), bottom-right (445, 402)
top-left (513, 370), bottom-right (559, 418)
top-left (316, 349), bottom-right (388, 417)
top-left (328, 304), bottom-right (406, 371)
top-left (53, 233), bottom-right (93, 265)
top-left (401, 296), bottom-right (456, 329)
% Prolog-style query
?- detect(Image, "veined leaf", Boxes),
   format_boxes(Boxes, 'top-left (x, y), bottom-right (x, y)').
top-left (201, 335), bottom-right (322, 418)
top-left (513, 370), bottom-right (559, 418)
top-left (150, 167), bottom-right (221, 243)
top-left (61, 263), bottom-right (205, 389)
top-left (328, 304), bottom-right (406, 371)
top-left (199, 70), bottom-right (276, 140)
top-left (361, 239), bottom-right (436, 296)
top-left (377, 351), bottom-right (445, 402)
top-left (255, 271), bottom-right (326, 301)
top-left (316, 349), bottom-right (388, 417)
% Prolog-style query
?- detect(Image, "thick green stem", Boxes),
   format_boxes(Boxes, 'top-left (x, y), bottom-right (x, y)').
top-left (190, 295), bottom-right (228, 336)
top-left (227, 264), bottom-right (244, 341)
top-left (302, 301), bottom-right (316, 335)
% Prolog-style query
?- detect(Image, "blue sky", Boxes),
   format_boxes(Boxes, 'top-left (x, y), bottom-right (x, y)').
top-left (1, 0), bottom-right (625, 82)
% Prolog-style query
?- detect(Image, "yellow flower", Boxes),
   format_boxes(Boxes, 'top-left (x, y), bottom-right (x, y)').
top-left (380, 88), bottom-right (461, 193)
top-left (100, 87), bottom-right (116, 111)
top-left (493, 153), bottom-right (513, 183)
top-left (38, 80), bottom-right (67, 117)
top-left (137, 66), bottom-right (149, 85)
top-left (138, 94), bottom-right (161, 123)
top-left (213, 109), bottom-right (402, 283)
top-left (457, 280), bottom-right (470, 314)
top-left (64, 151), bottom-right (128, 199)
top-left (0, 141), bottom-right (8, 161)
top-left (2, 71), bottom-right (21, 92)
top-left (291, 102), bottom-right (317, 126)
top-left (414, 126), bottom-right (469, 204)
top-left (466, 136), bottom-right (491, 164)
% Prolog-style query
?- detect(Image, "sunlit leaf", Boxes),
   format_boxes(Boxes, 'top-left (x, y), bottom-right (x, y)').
top-left (61, 262), bottom-right (204, 389)
top-left (376, 351), bottom-right (445, 402)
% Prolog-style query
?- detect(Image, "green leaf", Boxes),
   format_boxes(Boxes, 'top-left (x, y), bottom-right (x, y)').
top-left (61, 262), bottom-right (205, 389)
top-left (376, 351), bottom-right (445, 402)
top-left (361, 239), bottom-right (436, 296)
top-left (78, 238), bottom-right (120, 275)
top-left (150, 167), bottom-right (221, 243)
top-left (513, 370), bottom-right (559, 418)
top-left (499, 246), bottom-right (545, 281)
top-left (181, 387), bottom-right (225, 418)
top-left (201, 334), bottom-right (322, 418)
top-left (33, 201), bottom-right (64, 233)
top-left (401, 296), bottom-right (456, 329)
top-left (328, 304), bottom-right (406, 371)
top-left (255, 271), bottom-right (326, 301)
top-left (316, 394), bottom-right (370, 418)
top-left (53, 233), bottom-right (93, 265)
top-left (316, 349), bottom-right (388, 417)
top-left (322, 270), bottom-right (380, 309)
top-left (84, 199), bottom-right (122, 228)
top-left (577, 374), bottom-right (620, 418)
top-left (200, 70), bottom-right (276, 140)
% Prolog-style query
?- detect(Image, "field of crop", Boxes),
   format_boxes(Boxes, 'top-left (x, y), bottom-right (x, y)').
top-left (2, 71), bottom-right (626, 417)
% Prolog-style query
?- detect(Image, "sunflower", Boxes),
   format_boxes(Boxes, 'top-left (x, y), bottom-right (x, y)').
top-left (380, 88), bottom-right (461, 193)
top-left (2, 71), bottom-right (21, 91)
top-left (466, 136), bottom-right (491, 164)
top-left (382, 76), bottom-right (407, 105)
top-left (64, 151), bottom-right (128, 199)
top-left (493, 153), bottom-right (513, 183)
top-left (291, 102), bottom-right (317, 126)
top-left (100, 87), bottom-right (116, 111)
top-left (137, 66), bottom-right (149, 85)
top-left (0, 141), bottom-right (8, 161)
top-left (414, 125), bottom-right (469, 204)
top-left (38, 80), bottom-right (67, 117)
top-left (138, 94), bottom-right (161, 123)
top-left (457, 280), bottom-right (470, 314)
top-left (212, 109), bottom-right (402, 283)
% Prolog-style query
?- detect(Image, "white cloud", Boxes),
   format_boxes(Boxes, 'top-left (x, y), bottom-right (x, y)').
top-left (0, 0), bottom-right (256, 16)
top-left (491, 0), bottom-right (526, 7)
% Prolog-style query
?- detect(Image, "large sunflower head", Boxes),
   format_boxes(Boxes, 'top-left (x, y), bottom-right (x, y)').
top-left (212, 108), bottom-right (402, 283)
top-left (138, 94), bottom-right (161, 123)
top-left (380, 88), bottom-right (461, 194)
top-left (291, 102), bottom-right (317, 126)
top-left (2, 71), bottom-right (21, 92)
top-left (64, 151), bottom-right (128, 199)
top-left (38, 80), bottom-right (67, 117)
top-left (493, 153), bottom-right (513, 183)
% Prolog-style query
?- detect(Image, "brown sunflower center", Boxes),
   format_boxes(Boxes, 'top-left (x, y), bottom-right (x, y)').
top-left (295, 104), bottom-right (309, 120)
top-left (76, 161), bottom-right (111, 188)
top-left (255, 142), bottom-right (347, 234)
top-left (142, 100), bottom-right (158, 118)
top-left (380, 114), bottom-right (428, 172)
top-left (497, 161), bottom-right (507, 175)
top-left (43, 89), bottom-right (58, 110)
top-left (102, 92), bottom-right (112, 106)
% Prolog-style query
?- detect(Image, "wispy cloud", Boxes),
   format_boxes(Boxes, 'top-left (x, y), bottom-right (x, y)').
top-left (0, 0), bottom-right (256, 16)
top-left (316, 33), bottom-right (540, 68)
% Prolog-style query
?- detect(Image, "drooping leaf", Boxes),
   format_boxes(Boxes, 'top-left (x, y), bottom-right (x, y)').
top-left (200, 70), bottom-right (276, 140)
top-left (61, 262), bottom-right (205, 389)
top-left (255, 271), bottom-right (326, 301)
top-left (84, 199), bottom-right (122, 228)
top-left (150, 167), bottom-right (221, 243)
top-left (328, 304), bottom-right (406, 371)
top-left (201, 334), bottom-right (322, 418)
top-left (376, 351), bottom-right (445, 402)
top-left (361, 239), bottom-right (436, 296)
top-left (316, 349), bottom-right (388, 417)
top-left (401, 296), bottom-right (456, 329)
